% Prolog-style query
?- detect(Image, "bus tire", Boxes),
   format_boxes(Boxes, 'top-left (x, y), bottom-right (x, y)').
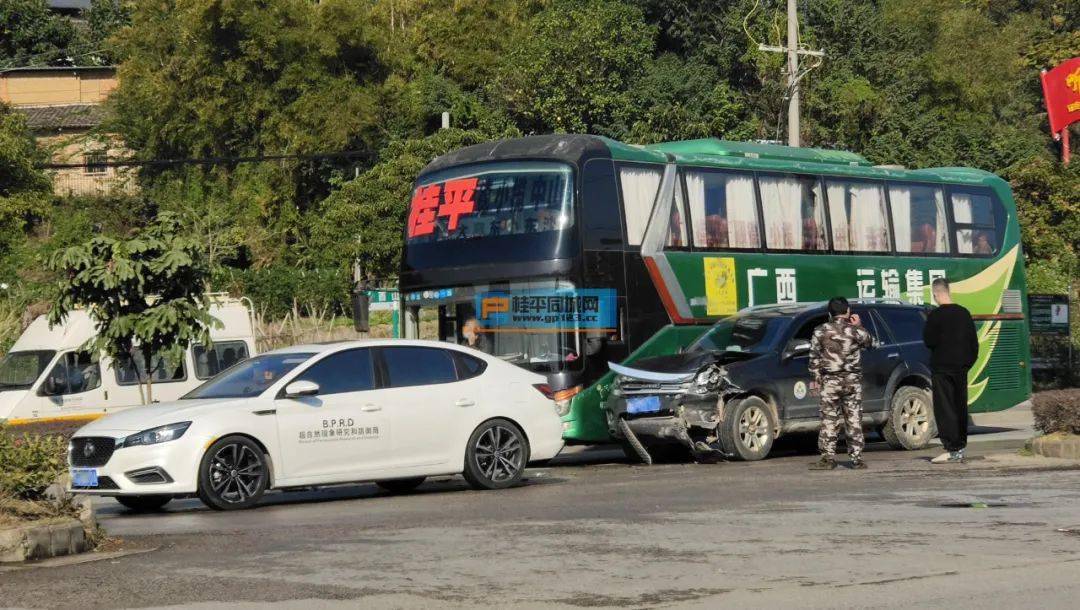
top-left (882, 386), bottom-right (936, 450)
top-left (719, 396), bottom-right (775, 461)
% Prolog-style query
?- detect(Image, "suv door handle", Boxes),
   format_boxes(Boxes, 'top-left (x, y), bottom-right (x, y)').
top-left (360, 404), bottom-right (382, 412)
top-left (887, 352), bottom-right (900, 359)
top-left (455, 399), bottom-right (475, 407)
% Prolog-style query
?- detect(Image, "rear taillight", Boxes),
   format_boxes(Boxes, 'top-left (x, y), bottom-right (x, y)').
top-left (552, 385), bottom-right (582, 402)
top-left (533, 384), bottom-right (581, 417)
top-left (532, 383), bottom-right (554, 399)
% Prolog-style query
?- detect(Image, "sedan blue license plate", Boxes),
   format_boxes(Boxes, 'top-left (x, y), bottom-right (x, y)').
top-left (71, 468), bottom-right (98, 488)
top-left (627, 396), bottom-right (662, 415)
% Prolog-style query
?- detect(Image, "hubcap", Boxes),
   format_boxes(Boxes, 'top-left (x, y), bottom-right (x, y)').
top-left (899, 397), bottom-right (929, 440)
top-left (209, 443), bottom-right (264, 504)
top-left (739, 406), bottom-right (770, 452)
top-left (474, 425), bottom-right (523, 482)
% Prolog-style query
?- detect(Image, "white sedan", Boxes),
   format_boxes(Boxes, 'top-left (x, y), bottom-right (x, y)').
top-left (67, 340), bottom-right (565, 511)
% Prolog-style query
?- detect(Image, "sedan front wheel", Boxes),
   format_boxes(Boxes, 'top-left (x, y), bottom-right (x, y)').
top-left (197, 435), bottom-right (269, 511)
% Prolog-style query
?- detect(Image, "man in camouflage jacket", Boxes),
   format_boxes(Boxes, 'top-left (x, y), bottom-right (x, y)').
top-left (808, 297), bottom-right (874, 470)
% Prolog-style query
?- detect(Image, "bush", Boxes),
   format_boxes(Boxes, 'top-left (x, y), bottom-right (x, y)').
top-left (0, 427), bottom-right (68, 500)
top-left (1032, 390), bottom-right (1080, 435)
top-left (217, 266), bottom-right (353, 320)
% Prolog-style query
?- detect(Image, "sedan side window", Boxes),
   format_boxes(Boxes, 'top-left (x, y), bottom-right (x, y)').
top-left (295, 349), bottom-right (375, 395)
top-left (382, 347), bottom-right (458, 388)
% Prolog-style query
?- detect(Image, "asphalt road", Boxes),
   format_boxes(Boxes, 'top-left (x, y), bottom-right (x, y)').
top-left (3, 415), bottom-right (1079, 609)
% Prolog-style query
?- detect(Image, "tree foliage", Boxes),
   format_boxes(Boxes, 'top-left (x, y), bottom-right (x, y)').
top-left (47, 213), bottom-right (216, 403)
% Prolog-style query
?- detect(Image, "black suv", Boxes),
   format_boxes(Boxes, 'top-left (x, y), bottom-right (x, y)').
top-left (603, 301), bottom-right (935, 463)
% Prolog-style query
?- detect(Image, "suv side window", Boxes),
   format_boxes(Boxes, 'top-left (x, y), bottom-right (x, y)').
top-left (793, 315), bottom-right (828, 341)
top-left (295, 349), bottom-right (374, 395)
top-left (852, 307), bottom-right (884, 345)
top-left (381, 347), bottom-right (458, 388)
top-left (876, 308), bottom-right (926, 344)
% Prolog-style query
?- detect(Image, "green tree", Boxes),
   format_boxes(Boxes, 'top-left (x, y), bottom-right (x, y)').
top-left (0, 0), bottom-right (79, 67)
top-left (0, 105), bottom-right (50, 270)
top-left (498, 0), bottom-right (656, 134)
top-left (47, 212), bottom-right (217, 404)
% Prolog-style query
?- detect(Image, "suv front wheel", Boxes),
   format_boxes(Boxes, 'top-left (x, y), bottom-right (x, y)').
top-left (882, 386), bottom-right (936, 450)
top-left (719, 396), bottom-right (776, 461)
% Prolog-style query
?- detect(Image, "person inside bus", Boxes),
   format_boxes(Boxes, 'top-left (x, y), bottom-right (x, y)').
top-left (974, 232), bottom-right (993, 255)
top-left (912, 222), bottom-right (938, 253)
top-left (462, 318), bottom-right (493, 355)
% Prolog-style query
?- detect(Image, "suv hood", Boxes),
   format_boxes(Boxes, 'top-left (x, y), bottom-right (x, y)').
top-left (75, 398), bottom-right (245, 435)
top-left (610, 350), bottom-right (760, 382)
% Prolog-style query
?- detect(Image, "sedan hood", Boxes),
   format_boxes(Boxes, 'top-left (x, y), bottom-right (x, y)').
top-left (75, 398), bottom-right (245, 434)
top-left (611, 350), bottom-right (760, 381)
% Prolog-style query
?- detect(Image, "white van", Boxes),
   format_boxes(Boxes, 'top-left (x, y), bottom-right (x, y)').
top-left (0, 296), bottom-right (256, 425)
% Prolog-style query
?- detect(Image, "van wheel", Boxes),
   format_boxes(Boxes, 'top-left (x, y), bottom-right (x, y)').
top-left (197, 435), bottom-right (269, 510)
top-left (376, 477), bottom-right (425, 494)
top-left (719, 396), bottom-right (776, 461)
top-left (882, 386), bottom-right (936, 450)
top-left (463, 419), bottom-right (529, 490)
top-left (115, 495), bottom-right (172, 512)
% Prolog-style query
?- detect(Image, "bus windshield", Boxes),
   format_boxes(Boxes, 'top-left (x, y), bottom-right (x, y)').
top-left (407, 161), bottom-right (574, 243)
top-left (0, 350), bottom-right (56, 390)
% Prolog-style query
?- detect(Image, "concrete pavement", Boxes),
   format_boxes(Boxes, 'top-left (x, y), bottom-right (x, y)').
top-left (2, 404), bottom-right (1078, 609)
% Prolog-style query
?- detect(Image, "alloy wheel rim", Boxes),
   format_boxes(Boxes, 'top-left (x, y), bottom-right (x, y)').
top-left (899, 397), bottom-right (929, 440)
top-left (474, 425), bottom-right (523, 482)
top-left (739, 406), bottom-right (770, 451)
top-left (209, 443), bottom-right (264, 504)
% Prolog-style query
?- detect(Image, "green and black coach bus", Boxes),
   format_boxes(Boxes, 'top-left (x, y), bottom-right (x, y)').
top-left (398, 135), bottom-right (1031, 443)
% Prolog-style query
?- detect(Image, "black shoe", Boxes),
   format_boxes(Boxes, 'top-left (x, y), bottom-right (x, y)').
top-left (850, 457), bottom-right (867, 469)
top-left (809, 456), bottom-right (837, 470)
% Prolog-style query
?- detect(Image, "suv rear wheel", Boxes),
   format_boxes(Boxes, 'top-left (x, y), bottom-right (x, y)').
top-left (882, 386), bottom-right (936, 450)
top-left (719, 396), bottom-right (776, 461)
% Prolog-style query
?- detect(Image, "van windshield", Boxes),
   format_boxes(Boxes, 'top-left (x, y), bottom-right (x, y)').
top-left (183, 352), bottom-right (315, 400)
top-left (0, 350), bottom-right (56, 390)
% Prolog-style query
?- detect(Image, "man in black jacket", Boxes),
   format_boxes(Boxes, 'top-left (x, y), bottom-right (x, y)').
top-left (923, 278), bottom-right (979, 464)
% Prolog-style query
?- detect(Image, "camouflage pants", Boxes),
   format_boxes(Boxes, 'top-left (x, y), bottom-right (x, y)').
top-left (817, 373), bottom-right (865, 459)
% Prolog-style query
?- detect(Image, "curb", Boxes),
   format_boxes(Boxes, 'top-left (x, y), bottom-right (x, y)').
top-left (0, 518), bottom-right (88, 563)
top-left (1031, 433), bottom-right (1080, 460)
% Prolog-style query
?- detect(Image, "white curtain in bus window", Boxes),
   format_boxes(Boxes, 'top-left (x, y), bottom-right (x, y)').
top-left (890, 184), bottom-right (948, 254)
top-left (685, 170), bottom-right (759, 249)
top-left (667, 178), bottom-right (688, 247)
top-left (618, 166), bottom-right (662, 246)
top-left (826, 180), bottom-right (889, 252)
top-left (952, 192), bottom-right (996, 255)
top-left (758, 175), bottom-right (827, 250)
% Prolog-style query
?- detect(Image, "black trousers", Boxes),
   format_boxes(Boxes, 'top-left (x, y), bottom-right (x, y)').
top-left (932, 370), bottom-right (969, 452)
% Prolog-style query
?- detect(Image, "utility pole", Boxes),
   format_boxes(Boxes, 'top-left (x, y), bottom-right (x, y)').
top-left (757, 0), bottom-right (824, 147)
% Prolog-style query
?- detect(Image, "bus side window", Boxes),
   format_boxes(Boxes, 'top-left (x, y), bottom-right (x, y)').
top-left (616, 163), bottom-right (663, 247)
top-left (889, 183), bottom-right (950, 254)
top-left (684, 169), bottom-right (760, 249)
top-left (950, 189), bottom-right (1000, 256)
top-left (581, 159), bottom-right (624, 250)
top-left (824, 179), bottom-right (890, 253)
top-left (758, 174), bottom-right (827, 251)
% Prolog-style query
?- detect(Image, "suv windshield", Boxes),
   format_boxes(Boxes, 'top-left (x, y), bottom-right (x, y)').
top-left (0, 350), bottom-right (56, 390)
top-left (183, 353), bottom-right (315, 400)
top-left (689, 313), bottom-right (789, 354)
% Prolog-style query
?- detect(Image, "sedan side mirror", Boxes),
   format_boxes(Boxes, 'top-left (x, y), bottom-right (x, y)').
top-left (784, 339), bottom-right (812, 360)
top-left (284, 380), bottom-right (320, 398)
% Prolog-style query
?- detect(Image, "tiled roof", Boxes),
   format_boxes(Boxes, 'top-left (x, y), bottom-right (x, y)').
top-left (17, 104), bottom-right (106, 131)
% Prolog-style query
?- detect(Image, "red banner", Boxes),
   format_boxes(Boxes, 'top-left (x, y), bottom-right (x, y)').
top-left (1040, 57), bottom-right (1080, 135)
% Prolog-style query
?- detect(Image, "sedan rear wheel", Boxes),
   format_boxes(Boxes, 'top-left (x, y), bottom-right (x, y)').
top-left (197, 435), bottom-right (269, 511)
top-left (462, 418), bottom-right (530, 490)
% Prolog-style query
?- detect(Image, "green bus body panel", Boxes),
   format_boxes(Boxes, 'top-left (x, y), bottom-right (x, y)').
top-left (646, 138), bottom-right (872, 167)
top-left (561, 324), bottom-right (711, 442)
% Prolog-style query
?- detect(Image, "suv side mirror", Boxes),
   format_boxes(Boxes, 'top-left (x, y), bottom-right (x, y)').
top-left (284, 380), bottom-right (320, 398)
top-left (784, 339), bottom-right (812, 360)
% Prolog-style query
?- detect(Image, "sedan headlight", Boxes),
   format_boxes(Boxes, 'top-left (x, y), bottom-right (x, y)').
top-left (123, 422), bottom-right (191, 448)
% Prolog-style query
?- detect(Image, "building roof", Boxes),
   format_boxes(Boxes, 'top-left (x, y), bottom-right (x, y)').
top-left (17, 104), bottom-right (106, 131)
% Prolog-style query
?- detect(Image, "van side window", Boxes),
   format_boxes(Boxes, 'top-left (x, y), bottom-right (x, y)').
top-left (44, 351), bottom-right (101, 395)
top-left (193, 341), bottom-right (250, 379)
top-left (684, 169), bottom-right (760, 249)
top-left (115, 351), bottom-right (187, 385)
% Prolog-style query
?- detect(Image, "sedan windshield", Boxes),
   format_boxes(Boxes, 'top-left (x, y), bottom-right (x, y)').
top-left (183, 353), bottom-right (315, 400)
top-left (689, 314), bottom-right (788, 354)
top-left (0, 350), bottom-right (55, 390)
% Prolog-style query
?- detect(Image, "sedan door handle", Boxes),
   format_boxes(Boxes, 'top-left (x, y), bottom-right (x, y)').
top-left (455, 399), bottom-right (475, 408)
top-left (360, 404), bottom-right (382, 412)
